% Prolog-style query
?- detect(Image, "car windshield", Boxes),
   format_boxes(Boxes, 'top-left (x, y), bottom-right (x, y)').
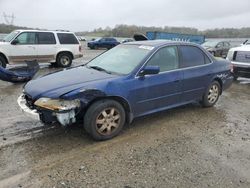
top-left (87, 44), bottom-right (152, 75)
top-left (3, 31), bottom-right (20, 42)
top-left (94, 38), bottom-right (101, 41)
top-left (202, 41), bottom-right (218, 47)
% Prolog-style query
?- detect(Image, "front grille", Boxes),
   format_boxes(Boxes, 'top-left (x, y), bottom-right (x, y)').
top-left (24, 94), bottom-right (35, 109)
top-left (234, 51), bottom-right (250, 63)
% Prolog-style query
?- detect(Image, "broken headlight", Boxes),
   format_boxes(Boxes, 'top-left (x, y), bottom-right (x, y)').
top-left (34, 98), bottom-right (80, 111)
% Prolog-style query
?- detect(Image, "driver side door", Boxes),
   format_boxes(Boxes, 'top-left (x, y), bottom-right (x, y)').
top-left (129, 46), bottom-right (183, 117)
top-left (9, 32), bottom-right (37, 63)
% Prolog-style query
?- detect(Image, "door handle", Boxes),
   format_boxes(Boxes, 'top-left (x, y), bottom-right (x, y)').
top-left (28, 46), bottom-right (35, 49)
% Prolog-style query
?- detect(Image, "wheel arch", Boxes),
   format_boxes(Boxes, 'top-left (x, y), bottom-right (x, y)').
top-left (86, 96), bottom-right (133, 123)
top-left (56, 51), bottom-right (74, 60)
top-left (213, 77), bottom-right (223, 94)
top-left (0, 52), bottom-right (9, 64)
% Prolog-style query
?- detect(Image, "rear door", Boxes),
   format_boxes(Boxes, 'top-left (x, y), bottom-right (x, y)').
top-left (9, 32), bottom-right (37, 63)
top-left (35, 32), bottom-right (57, 62)
top-left (179, 45), bottom-right (213, 102)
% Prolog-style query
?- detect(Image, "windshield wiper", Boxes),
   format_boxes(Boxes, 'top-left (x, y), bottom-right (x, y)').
top-left (88, 65), bottom-right (112, 74)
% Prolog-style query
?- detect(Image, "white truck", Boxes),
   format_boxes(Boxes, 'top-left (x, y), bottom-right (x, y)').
top-left (227, 42), bottom-right (250, 80)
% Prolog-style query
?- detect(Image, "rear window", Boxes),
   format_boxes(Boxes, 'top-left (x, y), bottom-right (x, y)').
top-left (179, 46), bottom-right (210, 68)
top-left (37, 32), bottom-right (56, 44)
top-left (57, 33), bottom-right (79, 44)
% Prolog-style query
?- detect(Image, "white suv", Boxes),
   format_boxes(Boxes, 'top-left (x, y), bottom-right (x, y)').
top-left (0, 30), bottom-right (83, 68)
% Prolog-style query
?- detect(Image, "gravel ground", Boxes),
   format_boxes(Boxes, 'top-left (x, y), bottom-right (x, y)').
top-left (0, 45), bottom-right (249, 188)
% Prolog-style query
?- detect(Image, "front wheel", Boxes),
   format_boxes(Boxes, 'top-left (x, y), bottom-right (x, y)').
top-left (84, 99), bottom-right (126, 141)
top-left (201, 81), bottom-right (221, 107)
top-left (56, 53), bottom-right (72, 68)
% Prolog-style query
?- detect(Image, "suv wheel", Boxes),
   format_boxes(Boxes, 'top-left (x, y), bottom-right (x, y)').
top-left (0, 56), bottom-right (7, 68)
top-left (56, 53), bottom-right (72, 68)
top-left (84, 99), bottom-right (126, 141)
top-left (202, 81), bottom-right (221, 107)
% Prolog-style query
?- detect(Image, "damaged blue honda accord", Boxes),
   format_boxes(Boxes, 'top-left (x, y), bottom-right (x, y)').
top-left (18, 40), bottom-right (233, 140)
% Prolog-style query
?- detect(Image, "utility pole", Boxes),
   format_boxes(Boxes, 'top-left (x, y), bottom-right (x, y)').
top-left (3, 12), bottom-right (15, 25)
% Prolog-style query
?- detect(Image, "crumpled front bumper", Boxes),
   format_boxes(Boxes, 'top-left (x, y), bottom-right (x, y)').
top-left (17, 94), bottom-right (40, 120)
top-left (17, 94), bottom-right (81, 126)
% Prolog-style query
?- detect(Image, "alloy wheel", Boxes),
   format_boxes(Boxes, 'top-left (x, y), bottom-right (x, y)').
top-left (60, 56), bottom-right (70, 66)
top-left (95, 107), bottom-right (121, 135)
top-left (208, 84), bottom-right (219, 104)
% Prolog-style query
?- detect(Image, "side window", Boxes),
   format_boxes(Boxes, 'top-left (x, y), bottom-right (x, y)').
top-left (179, 46), bottom-right (208, 68)
top-left (37, 32), bottom-right (56, 44)
top-left (57, 33), bottom-right (79, 44)
top-left (146, 46), bottom-right (179, 72)
top-left (224, 42), bottom-right (230, 47)
top-left (217, 42), bottom-right (223, 48)
top-left (15, 32), bottom-right (36, 44)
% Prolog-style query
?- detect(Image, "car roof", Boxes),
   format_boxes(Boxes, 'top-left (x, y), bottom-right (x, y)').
top-left (125, 40), bottom-right (198, 47)
top-left (15, 29), bottom-right (74, 34)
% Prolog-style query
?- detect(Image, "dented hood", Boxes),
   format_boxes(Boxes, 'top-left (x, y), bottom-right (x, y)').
top-left (24, 66), bottom-right (117, 99)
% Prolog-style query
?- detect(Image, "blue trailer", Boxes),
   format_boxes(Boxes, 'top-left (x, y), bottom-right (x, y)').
top-left (146, 31), bottom-right (205, 45)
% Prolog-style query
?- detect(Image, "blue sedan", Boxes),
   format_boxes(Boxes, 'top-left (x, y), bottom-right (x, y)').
top-left (87, 37), bottom-right (120, 50)
top-left (18, 40), bottom-right (233, 140)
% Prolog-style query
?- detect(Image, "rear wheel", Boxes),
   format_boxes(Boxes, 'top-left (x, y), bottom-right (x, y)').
top-left (202, 81), bottom-right (221, 107)
top-left (56, 53), bottom-right (72, 68)
top-left (0, 56), bottom-right (7, 68)
top-left (233, 75), bottom-right (238, 81)
top-left (84, 99), bottom-right (125, 141)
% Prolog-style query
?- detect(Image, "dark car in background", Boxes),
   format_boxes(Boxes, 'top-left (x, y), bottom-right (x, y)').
top-left (18, 40), bottom-right (233, 141)
top-left (202, 41), bottom-right (231, 58)
top-left (87, 37), bottom-right (120, 49)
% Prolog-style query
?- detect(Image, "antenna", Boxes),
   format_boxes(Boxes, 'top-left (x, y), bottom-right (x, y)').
top-left (3, 12), bottom-right (15, 25)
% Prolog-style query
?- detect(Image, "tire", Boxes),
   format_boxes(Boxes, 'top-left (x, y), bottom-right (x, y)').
top-left (56, 53), bottom-right (72, 68)
top-left (202, 81), bottom-right (221, 107)
top-left (233, 75), bottom-right (238, 81)
top-left (0, 55), bottom-right (7, 68)
top-left (84, 99), bottom-right (126, 141)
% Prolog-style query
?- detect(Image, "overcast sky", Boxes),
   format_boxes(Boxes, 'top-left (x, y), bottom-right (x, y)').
top-left (0, 0), bottom-right (249, 32)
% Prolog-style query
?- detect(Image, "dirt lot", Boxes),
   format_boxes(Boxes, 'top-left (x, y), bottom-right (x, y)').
top-left (0, 46), bottom-right (250, 188)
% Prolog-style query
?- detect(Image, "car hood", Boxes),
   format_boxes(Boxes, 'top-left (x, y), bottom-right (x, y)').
top-left (203, 46), bottom-right (214, 50)
top-left (24, 66), bottom-right (118, 99)
top-left (230, 44), bottom-right (250, 51)
top-left (0, 41), bottom-right (9, 45)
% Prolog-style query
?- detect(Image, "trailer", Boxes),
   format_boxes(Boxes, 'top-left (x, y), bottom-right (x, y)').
top-left (146, 31), bottom-right (205, 45)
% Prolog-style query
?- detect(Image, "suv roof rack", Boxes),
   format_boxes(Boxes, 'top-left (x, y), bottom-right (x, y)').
top-left (55, 30), bottom-right (70, 32)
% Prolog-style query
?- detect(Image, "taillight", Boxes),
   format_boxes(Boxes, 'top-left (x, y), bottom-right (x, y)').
top-left (79, 45), bottom-right (82, 52)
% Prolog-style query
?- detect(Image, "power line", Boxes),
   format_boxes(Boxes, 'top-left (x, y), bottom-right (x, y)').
top-left (3, 12), bottom-right (15, 25)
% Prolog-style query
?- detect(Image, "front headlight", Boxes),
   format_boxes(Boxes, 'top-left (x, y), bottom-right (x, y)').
top-left (34, 98), bottom-right (80, 111)
top-left (226, 50), bottom-right (234, 61)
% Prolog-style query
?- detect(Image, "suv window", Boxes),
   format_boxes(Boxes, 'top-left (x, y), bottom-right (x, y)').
top-left (15, 32), bottom-right (36, 44)
top-left (146, 46), bottom-right (179, 72)
top-left (37, 32), bottom-right (56, 44)
top-left (57, 33), bottom-right (79, 44)
top-left (217, 42), bottom-right (223, 48)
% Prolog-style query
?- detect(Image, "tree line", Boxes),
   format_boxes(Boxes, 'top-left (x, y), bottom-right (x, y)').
top-left (1, 23), bottom-right (250, 38)
top-left (77, 24), bottom-right (250, 38)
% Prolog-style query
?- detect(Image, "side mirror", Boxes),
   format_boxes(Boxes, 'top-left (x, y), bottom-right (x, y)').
top-left (139, 66), bottom-right (160, 77)
top-left (11, 39), bottom-right (19, 45)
